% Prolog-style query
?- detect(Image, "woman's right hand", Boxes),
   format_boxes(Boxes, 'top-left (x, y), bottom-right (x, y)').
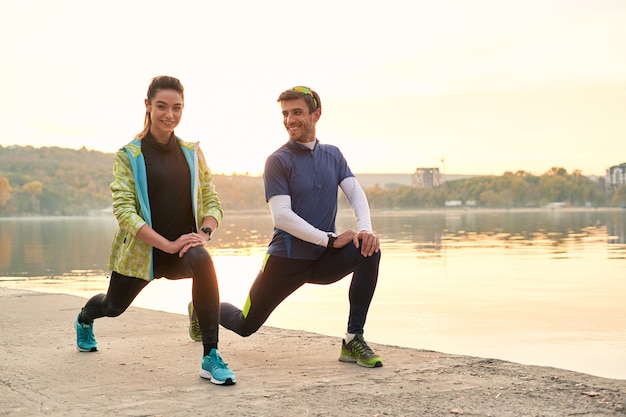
top-left (136, 225), bottom-right (205, 258)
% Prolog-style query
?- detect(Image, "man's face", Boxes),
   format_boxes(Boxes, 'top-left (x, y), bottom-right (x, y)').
top-left (281, 98), bottom-right (320, 143)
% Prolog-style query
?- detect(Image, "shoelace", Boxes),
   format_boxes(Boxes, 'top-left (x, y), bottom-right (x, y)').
top-left (209, 353), bottom-right (229, 369)
top-left (351, 338), bottom-right (375, 355)
top-left (191, 320), bottom-right (201, 335)
top-left (79, 324), bottom-right (95, 343)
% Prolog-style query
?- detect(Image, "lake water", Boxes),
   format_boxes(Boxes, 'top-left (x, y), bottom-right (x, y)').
top-left (1, 209), bottom-right (625, 380)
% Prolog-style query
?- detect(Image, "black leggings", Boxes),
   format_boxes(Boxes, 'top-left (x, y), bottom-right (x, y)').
top-left (220, 243), bottom-right (381, 337)
top-left (80, 246), bottom-right (220, 347)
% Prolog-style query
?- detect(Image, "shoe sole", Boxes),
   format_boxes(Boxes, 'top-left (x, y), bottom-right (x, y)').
top-left (339, 353), bottom-right (357, 363)
top-left (76, 345), bottom-right (98, 352)
top-left (358, 360), bottom-right (383, 368)
top-left (199, 369), bottom-right (236, 385)
top-left (339, 353), bottom-right (382, 368)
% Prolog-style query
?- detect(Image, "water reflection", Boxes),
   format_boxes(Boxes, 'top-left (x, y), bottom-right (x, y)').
top-left (0, 217), bottom-right (117, 277)
top-left (1, 209), bottom-right (624, 277)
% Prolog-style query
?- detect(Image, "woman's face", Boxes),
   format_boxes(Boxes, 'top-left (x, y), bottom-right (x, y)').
top-left (145, 89), bottom-right (184, 140)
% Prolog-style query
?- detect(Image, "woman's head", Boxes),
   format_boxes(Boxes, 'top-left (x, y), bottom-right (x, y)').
top-left (137, 76), bottom-right (185, 139)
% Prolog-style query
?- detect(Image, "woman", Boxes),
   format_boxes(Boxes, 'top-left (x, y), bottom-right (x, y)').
top-left (74, 75), bottom-right (235, 385)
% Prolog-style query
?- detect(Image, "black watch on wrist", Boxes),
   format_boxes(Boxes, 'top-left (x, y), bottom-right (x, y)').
top-left (327, 232), bottom-right (337, 249)
top-left (200, 226), bottom-right (213, 240)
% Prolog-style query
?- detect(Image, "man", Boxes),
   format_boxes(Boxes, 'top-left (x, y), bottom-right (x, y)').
top-left (200, 86), bottom-right (383, 367)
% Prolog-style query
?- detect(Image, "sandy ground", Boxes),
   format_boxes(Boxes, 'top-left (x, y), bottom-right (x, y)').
top-left (0, 287), bottom-right (624, 417)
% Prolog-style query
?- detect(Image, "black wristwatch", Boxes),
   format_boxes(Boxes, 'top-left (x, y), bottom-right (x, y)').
top-left (327, 232), bottom-right (337, 249)
top-left (200, 226), bottom-right (213, 240)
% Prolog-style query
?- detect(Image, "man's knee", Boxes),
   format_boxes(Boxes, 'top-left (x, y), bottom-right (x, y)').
top-left (368, 249), bottom-right (381, 263)
top-left (238, 326), bottom-right (257, 338)
top-left (357, 247), bottom-right (381, 266)
top-left (220, 302), bottom-right (260, 337)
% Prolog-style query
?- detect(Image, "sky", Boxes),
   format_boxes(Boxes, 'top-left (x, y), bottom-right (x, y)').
top-left (1, 0), bottom-right (625, 176)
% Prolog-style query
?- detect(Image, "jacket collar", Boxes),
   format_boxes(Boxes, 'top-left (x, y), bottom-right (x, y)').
top-left (287, 139), bottom-right (318, 153)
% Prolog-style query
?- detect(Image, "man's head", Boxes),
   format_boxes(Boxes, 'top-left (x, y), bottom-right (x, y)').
top-left (277, 86), bottom-right (322, 144)
top-left (277, 86), bottom-right (321, 114)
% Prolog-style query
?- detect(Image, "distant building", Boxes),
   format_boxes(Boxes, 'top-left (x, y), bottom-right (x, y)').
top-left (413, 167), bottom-right (442, 189)
top-left (355, 173), bottom-right (414, 189)
top-left (606, 163), bottom-right (626, 191)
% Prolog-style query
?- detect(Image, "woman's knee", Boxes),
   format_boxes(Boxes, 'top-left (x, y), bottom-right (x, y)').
top-left (185, 246), bottom-right (213, 268)
top-left (105, 300), bottom-right (128, 317)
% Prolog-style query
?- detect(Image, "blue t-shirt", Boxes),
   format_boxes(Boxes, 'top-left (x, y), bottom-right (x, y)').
top-left (264, 139), bottom-right (354, 259)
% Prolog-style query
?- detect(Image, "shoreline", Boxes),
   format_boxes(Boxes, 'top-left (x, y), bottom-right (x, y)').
top-left (2, 269), bottom-right (625, 382)
top-left (1, 286), bottom-right (624, 416)
top-left (1, 205), bottom-right (624, 220)
top-left (372, 206), bottom-right (626, 215)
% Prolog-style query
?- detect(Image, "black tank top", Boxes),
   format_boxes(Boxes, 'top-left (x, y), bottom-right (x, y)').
top-left (142, 132), bottom-right (195, 264)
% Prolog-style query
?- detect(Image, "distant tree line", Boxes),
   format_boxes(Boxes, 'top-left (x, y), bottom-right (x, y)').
top-left (364, 168), bottom-right (625, 210)
top-left (0, 145), bottom-right (268, 216)
top-left (0, 146), bottom-right (623, 216)
top-left (0, 146), bottom-right (113, 216)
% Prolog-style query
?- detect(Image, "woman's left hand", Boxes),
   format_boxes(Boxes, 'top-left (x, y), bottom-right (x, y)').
top-left (176, 233), bottom-right (206, 257)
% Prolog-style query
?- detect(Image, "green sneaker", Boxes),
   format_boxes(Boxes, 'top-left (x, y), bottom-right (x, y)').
top-left (339, 334), bottom-right (383, 368)
top-left (187, 301), bottom-right (202, 342)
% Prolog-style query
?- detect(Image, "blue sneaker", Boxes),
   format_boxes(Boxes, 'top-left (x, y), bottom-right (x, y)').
top-left (75, 312), bottom-right (98, 352)
top-left (199, 348), bottom-right (236, 385)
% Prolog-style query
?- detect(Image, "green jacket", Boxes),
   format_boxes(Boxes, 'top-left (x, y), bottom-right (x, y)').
top-left (108, 137), bottom-right (223, 281)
